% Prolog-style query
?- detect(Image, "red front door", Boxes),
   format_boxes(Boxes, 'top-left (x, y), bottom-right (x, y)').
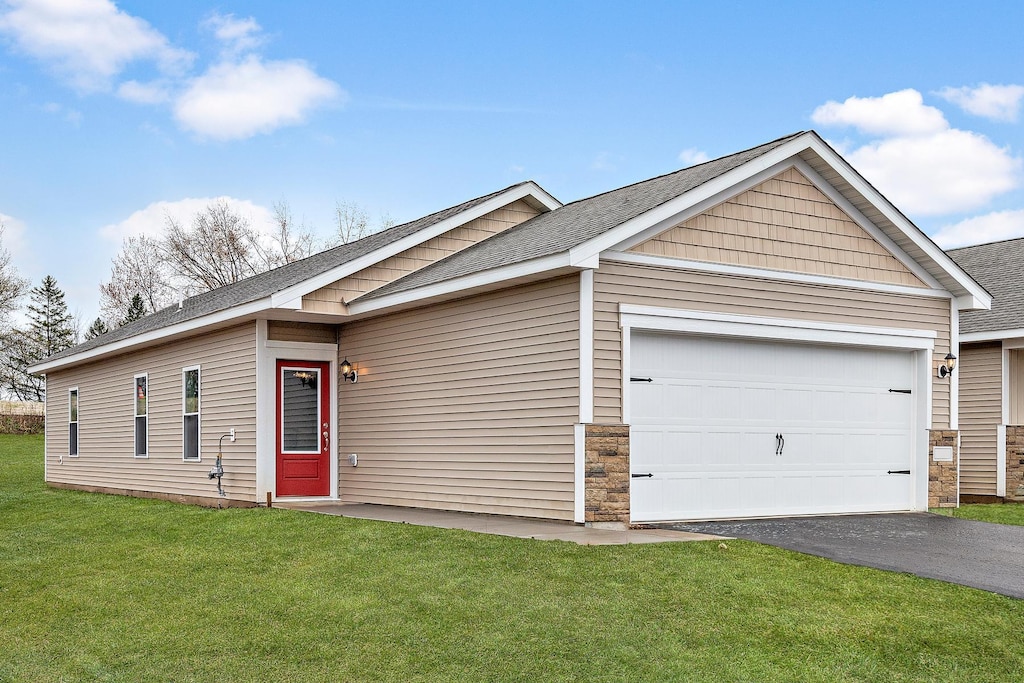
top-left (276, 360), bottom-right (331, 496)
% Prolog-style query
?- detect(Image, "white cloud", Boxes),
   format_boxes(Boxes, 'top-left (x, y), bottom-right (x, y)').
top-left (0, 212), bottom-right (30, 262)
top-left (0, 0), bottom-right (192, 91)
top-left (846, 129), bottom-right (1020, 215)
top-left (117, 79), bottom-right (170, 104)
top-left (173, 55), bottom-right (343, 140)
top-left (812, 88), bottom-right (1021, 216)
top-left (98, 197), bottom-right (275, 242)
top-left (202, 12), bottom-right (263, 56)
top-left (936, 83), bottom-right (1024, 122)
top-left (811, 89), bottom-right (947, 137)
top-left (678, 148), bottom-right (709, 166)
top-left (932, 209), bottom-right (1024, 249)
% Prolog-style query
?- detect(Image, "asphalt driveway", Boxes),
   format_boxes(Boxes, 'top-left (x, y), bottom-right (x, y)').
top-left (666, 513), bottom-right (1024, 599)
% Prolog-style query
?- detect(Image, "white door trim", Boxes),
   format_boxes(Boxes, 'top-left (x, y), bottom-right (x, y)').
top-left (256, 320), bottom-right (339, 503)
top-left (618, 305), bottom-right (935, 514)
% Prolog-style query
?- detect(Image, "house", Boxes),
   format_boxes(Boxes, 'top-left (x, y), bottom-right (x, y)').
top-left (947, 238), bottom-right (1024, 503)
top-left (30, 131), bottom-right (989, 526)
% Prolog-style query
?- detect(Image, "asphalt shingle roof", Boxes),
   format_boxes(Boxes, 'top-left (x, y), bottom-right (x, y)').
top-left (948, 238), bottom-right (1024, 335)
top-left (44, 182), bottom-right (529, 364)
top-left (360, 132), bottom-right (805, 301)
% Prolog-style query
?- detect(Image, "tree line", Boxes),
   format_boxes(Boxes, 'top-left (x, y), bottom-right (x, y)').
top-left (0, 200), bottom-right (392, 400)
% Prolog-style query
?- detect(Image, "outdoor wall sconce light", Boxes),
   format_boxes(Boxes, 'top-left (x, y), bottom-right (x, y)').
top-left (340, 358), bottom-right (358, 383)
top-left (937, 352), bottom-right (957, 379)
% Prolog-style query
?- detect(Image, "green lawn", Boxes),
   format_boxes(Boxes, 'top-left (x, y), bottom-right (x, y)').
top-left (932, 502), bottom-right (1024, 525)
top-left (2, 434), bottom-right (1022, 682)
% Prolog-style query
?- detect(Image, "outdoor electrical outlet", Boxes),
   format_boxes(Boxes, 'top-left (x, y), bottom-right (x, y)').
top-left (349, 453), bottom-right (358, 467)
top-left (229, 428), bottom-right (236, 442)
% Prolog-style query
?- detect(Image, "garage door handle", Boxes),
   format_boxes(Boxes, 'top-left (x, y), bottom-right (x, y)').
top-left (631, 473), bottom-right (653, 478)
top-left (776, 433), bottom-right (785, 455)
top-left (887, 469), bottom-right (911, 475)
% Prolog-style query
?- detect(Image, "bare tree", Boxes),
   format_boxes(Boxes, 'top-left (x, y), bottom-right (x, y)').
top-left (99, 234), bottom-right (175, 326)
top-left (331, 201), bottom-right (371, 246)
top-left (271, 201), bottom-right (316, 264)
top-left (0, 222), bottom-right (28, 330)
top-left (162, 200), bottom-right (272, 291)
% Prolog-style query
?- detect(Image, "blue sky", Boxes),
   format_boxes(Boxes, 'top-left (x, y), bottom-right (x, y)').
top-left (2, 1), bottom-right (1024, 324)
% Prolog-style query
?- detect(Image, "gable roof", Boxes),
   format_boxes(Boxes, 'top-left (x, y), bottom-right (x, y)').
top-left (34, 130), bottom-right (991, 374)
top-left (357, 133), bottom-right (804, 303)
top-left (32, 181), bottom-right (558, 373)
top-left (948, 237), bottom-right (1024, 338)
top-left (351, 131), bottom-right (990, 315)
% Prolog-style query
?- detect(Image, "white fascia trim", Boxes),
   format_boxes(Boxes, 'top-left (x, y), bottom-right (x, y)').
top-left (799, 137), bottom-right (991, 308)
top-left (962, 329), bottom-right (1024, 344)
top-left (574, 423), bottom-right (585, 523)
top-left (579, 270), bottom-right (594, 424)
top-left (347, 252), bottom-right (574, 315)
top-left (619, 304), bottom-right (936, 350)
top-left (270, 182), bottom-right (562, 309)
top-left (603, 251), bottom-right (952, 300)
top-left (29, 297), bottom-right (272, 375)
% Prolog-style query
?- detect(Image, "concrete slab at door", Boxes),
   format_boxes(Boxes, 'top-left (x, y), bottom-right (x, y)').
top-left (276, 360), bottom-right (331, 497)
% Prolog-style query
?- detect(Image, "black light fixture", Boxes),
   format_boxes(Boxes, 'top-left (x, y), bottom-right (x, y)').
top-left (937, 352), bottom-right (957, 379)
top-left (340, 358), bottom-right (358, 383)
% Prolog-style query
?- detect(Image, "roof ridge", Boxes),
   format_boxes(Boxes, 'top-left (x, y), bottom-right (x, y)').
top-left (558, 131), bottom-right (807, 209)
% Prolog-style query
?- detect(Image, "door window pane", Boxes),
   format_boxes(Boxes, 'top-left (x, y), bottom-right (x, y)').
top-left (282, 369), bottom-right (318, 451)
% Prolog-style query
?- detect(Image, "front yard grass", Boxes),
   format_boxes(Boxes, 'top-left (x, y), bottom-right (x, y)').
top-left (932, 502), bottom-right (1024, 526)
top-left (2, 433), bottom-right (1023, 682)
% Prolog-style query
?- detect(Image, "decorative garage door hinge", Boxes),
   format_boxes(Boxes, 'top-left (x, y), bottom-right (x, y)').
top-left (630, 377), bottom-right (653, 382)
top-left (887, 469), bottom-right (911, 475)
top-left (888, 389), bottom-right (912, 394)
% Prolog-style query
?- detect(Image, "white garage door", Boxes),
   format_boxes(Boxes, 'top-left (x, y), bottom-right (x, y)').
top-left (630, 332), bottom-right (916, 522)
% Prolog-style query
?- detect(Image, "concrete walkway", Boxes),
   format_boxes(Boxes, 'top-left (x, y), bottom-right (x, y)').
top-left (275, 501), bottom-right (723, 545)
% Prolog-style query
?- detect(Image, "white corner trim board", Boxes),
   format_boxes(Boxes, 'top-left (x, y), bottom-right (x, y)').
top-left (579, 269), bottom-right (594, 424)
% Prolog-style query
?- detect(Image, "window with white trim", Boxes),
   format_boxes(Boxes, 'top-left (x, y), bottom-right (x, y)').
top-left (183, 366), bottom-right (200, 461)
top-left (69, 388), bottom-right (79, 456)
top-left (134, 374), bottom-right (148, 458)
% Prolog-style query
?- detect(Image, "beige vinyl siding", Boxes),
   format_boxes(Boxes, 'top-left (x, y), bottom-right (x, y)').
top-left (267, 320), bottom-right (337, 344)
top-left (338, 276), bottom-right (579, 520)
top-left (43, 323), bottom-right (258, 501)
top-left (303, 199), bottom-right (542, 313)
top-left (1010, 349), bottom-right (1024, 426)
top-left (630, 167), bottom-right (927, 288)
top-left (593, 261), bottom-right (952, 428)
top-left (958, 342), bottom-right (1003, 495)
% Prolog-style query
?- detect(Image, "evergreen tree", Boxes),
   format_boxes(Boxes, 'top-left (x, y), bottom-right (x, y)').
top-left (0, 275), bottom-right (75, 400)
top-left (120, 293), bottom-right (147, 327)
top-left (85, 317), bottom-right (110, 340)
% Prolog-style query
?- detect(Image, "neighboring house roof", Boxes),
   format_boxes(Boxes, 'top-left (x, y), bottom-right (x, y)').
top-left (948, 237), bottom-right (1024, 338)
